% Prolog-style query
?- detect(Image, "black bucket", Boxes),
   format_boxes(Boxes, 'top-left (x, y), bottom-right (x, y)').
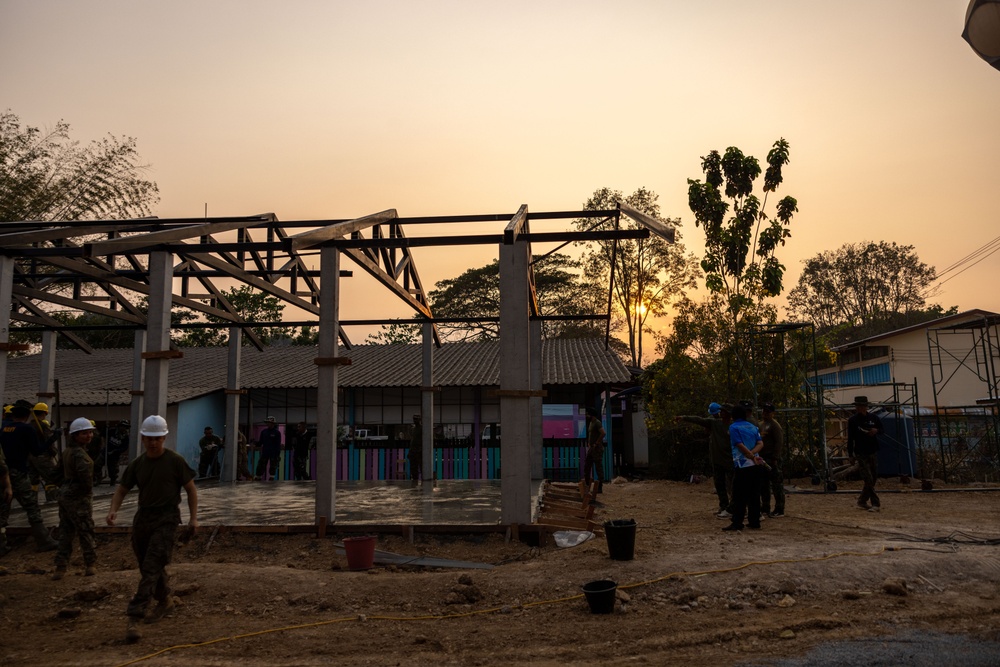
top-left (582, 579), bottom-right (617, 614)
top-left (604, 518), bottom-right (636, 561)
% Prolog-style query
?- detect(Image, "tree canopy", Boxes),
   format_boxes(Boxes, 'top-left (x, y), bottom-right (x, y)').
top-left (1, 110), bottom-right (159, 222)
top-left (365, 323), bottom-right (421, 345)
top-left (175, 286), bottom-right (318, 347)
top-left (687, 138), bottom-right (797, 322)
top-left (426, 252), bottom-right (630, 357)
top-left (787, 241), bottom-right (957, 345)
top-left (575, 187), bottom-right (700, 368)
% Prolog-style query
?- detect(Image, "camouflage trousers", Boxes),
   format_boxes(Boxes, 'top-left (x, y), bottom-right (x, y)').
top-left (760, 457), bottom-right (785, 515)
top-left (858, 454), bottom-right (881, 508)
top-left (126, 511), bottom-right (179, 618)
top-left (0, 469), bottom-right (45, 529)
top-left (55, 495), bottom-right (97, 567)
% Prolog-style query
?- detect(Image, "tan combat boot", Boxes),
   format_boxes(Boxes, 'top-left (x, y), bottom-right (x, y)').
top-left (125, 618), bottom-right (142, 643)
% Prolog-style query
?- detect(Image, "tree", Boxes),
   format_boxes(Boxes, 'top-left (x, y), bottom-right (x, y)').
top-left (427, 253), bottom-right (615, 345)
top-left (787, 241), bottom-right (947, 341)
top-left (687, 139), bottom-right (797, 322)
top-left (175, 286), bottom-right (316, 347)
top-left (365, 323), bottom-right (421, 345)
top-left (575, 187), bottom-right (700, 368)
top-left (1, 110), bottom-right (159, 222)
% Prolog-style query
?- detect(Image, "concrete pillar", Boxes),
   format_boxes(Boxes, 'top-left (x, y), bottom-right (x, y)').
top-left (129, 330), bottom-right (145, 460)
top-left (223, 326), bottom-right (242, 482)
top-left (421, 320), bottom-right (434, 483)
top-left (38, 330), bottom-right (56, 397)
top-left (315, 245), bottom-right (340, 524)
top-left (143, 251), bottom-right (173, 428)
top-left (530, 318), bottom-right (543, 480)
top-left (498, 232), bottom-right (533, 524)
top-left (0, 256), bottom-right (14, 402)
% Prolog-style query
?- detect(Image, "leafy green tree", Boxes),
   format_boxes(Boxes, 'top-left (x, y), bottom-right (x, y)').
top-left (786, 241), bottom-right (951, 343)
top-left (427, 253), bottom-right (614, 346)
top-left (575, 187), bottom-right (700, 368)
top-left (8, 298), bottom-right (197, 352)
top-left (365, 323), bottom-right (421, 345)
top-left (1, 110), bottom-right (159, 222)
top-left (687, 139), bottom-right (797, 322)
top-left (175, 286), bottom-right (314, 347)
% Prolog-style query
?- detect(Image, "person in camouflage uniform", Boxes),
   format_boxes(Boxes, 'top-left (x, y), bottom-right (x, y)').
top-left (53, 418), bottom-right (98, 579)
top-left (107, 415), bottom-right (197, 644)
top-left (28, 402), bottom-right (62, 498)
top-left (234, 428), bottom-right (253, 481)
top-left (104, 420), bottom-right (130, 486)
top-left (0, 400), bottom-right (58, 552)
top-left (676, 402), bottom-right (735, 518)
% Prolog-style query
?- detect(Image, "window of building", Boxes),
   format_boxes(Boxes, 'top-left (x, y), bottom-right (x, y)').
top-left (861, 345), bottom-right (889, 361)
top-left (838, 349), bottom-right (860, 365)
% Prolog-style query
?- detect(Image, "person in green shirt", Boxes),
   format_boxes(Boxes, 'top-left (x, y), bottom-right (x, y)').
top-left (107, 415), bottom-right (198, 643)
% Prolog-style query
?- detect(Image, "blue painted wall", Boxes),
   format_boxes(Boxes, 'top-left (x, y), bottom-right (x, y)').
top-left (176, 394), bottom-right (227, 472)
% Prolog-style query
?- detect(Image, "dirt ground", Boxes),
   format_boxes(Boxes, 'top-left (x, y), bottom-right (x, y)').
top-left (2, 477), bottom-right (999, 667)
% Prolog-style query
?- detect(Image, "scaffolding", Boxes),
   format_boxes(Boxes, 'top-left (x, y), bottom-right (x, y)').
top-left (817, 380), bottom-right (921, 482)
top-left (927, 314), bottom-right (1000, 482)
top-left (748, 322), bottom-right (828, 482)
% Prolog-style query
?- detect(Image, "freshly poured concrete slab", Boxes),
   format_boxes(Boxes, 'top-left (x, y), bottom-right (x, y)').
top-left (7, 479), bottom-right (539, 528)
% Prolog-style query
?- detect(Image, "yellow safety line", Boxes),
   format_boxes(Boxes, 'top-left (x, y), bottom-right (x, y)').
top-left (114, 546), bottom-right (893, 667)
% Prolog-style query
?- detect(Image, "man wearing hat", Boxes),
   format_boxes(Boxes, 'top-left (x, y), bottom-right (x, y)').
top-left (676, 402), bottom-right (734, 518)
top-left (255, 417), bottom-right (283, 481)
top-left (847, 396), bottom-right (883, 511)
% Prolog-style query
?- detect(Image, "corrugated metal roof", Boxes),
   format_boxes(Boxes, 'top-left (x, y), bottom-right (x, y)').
top-left (2, 338), bottom-right (630, 407)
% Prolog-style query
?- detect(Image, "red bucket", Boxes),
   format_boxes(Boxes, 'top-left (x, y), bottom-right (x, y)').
top-left (343, 536), bottom-right (377, 570)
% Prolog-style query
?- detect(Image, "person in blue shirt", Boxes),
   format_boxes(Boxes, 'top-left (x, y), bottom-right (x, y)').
top-left (724, 404), bottom-right (767, 532)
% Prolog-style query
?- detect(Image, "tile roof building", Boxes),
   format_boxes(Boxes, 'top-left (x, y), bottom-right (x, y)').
top-left (3, 338), bottom-right (632, 483)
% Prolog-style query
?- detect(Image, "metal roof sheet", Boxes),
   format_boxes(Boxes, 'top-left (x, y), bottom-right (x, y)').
top-left (3, 338), bottom-right (630, 407)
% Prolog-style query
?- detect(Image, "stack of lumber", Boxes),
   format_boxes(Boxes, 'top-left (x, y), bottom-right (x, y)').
top-left (535, 480), bottom-right (602, 533)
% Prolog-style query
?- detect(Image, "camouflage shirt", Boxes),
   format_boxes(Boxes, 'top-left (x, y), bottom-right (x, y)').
top-left (60, 444), bottom-right (94, 501)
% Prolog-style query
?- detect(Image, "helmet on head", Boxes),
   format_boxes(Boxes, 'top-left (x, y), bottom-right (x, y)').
top-left (33, 402), bottom-right (49, 413)
top-left (69, 417), bottom-right (95, 435)
top-left (140, 415), bottom-right (169, 437)
top-left (89, 419), bottom-right (96, 426)
top-left (708, 402), bottom-right (722, 415)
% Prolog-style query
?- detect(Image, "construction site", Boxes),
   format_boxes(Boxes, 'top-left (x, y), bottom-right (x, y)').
top-left (1, 211), bottom-right (1000, 665)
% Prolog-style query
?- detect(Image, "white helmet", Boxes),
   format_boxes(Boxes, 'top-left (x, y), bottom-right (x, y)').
top-left (140, 414), bottom-right (169, 437)
top-left (69, 417), bottom-right (95, 435)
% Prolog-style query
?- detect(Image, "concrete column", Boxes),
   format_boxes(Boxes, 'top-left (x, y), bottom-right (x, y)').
top-left (223, 326), bottom-right (242, 482)
top-left (315, 246), bottom-right (340, 524)
top-left (0, 256), bottom-right (14, 402)
top-left (129, 330), bottom-right (146, 460)
top-left (529, 318), bottom-right (543, 480)
top-left (421, 321), bottom-right (434, 483)
top-left (38, 330), bottom-right (56, 397)
top-left (499, 234), bottom-right (533, 524)
top-left (143, 251), bottom-right (174, 427)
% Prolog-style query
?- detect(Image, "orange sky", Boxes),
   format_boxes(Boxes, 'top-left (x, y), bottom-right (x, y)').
top-left (3, 1), bottom-right (998, 356)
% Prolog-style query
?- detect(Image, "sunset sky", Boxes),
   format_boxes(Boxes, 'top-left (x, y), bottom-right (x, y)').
top-left (3, 1), bottom-right (998, 356)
